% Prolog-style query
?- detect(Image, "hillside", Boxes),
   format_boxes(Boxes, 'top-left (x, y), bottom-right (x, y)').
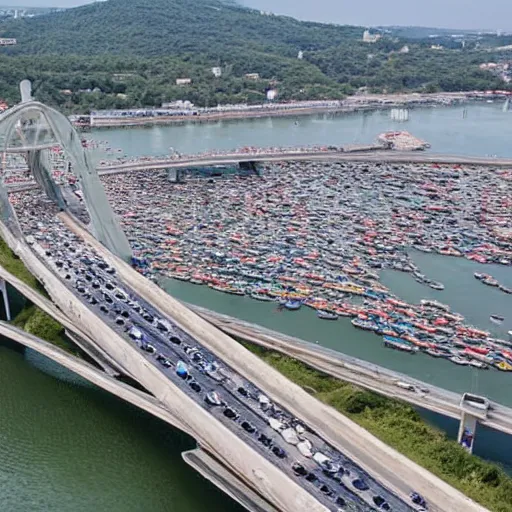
top-left (0, 0), bottom-right (509, 112)
top-left (0, 0), bottom-right (362, 57)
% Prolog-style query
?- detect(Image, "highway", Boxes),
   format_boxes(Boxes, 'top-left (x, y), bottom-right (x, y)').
top-left (190, 306), bottom-right (512, 436)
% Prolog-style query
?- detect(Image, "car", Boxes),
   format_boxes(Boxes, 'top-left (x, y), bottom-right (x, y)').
top-left (223, 407), bottom-right (239, 420)
top-left (410, 492), bottom-right (427, 509)
top-left (237, 387), bottom-right (248, 397)
top-left (140, 343), bottom-right (156, 354)
top-left (103, 294), bottom-right (113, 304)
top-left (373, 496), bottom-right (390, 510)
top-left (241, 421), bottom-right (256, 433)
top-left (88, 296), bottom-right (98, 305)
top-left (204, 391), bottom-right (222, 406)
top-left (335, 496), bottom-right (346, 508)
top-left (169, 336), bottom-right (182, 345)
top-left (305, 472), bottom-right (317, 482)
top-left (100, 305), bottom-right (109, 314)
top-left (292, 462), bottom-right (308, 476)
top-left (129, 326), bottom-right (144, 340)
top-left (258, 433), bottom-right (272, 447)
top-left (271, 446), bottom-right (286, 459)
top-left (115, 316), bottom-right (125, 326)
top-left (352, 479), bottom-right (369, 491)
top-left (105, 282), bottom-right (115, 291)
top-left (189, 381), bottom-right (201, 393)
top-left (320, 484), bottom-right (332, 496)
top-left (156, 354), bottom-right (172, 367)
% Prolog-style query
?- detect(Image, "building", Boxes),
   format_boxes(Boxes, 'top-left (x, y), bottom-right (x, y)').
top-left (297, 51), bottom-right (304, 60)
top-left (176, 78), bottom-right (192, 86)
top-left (362, 30), bottom-right (381, 43)
top-left (0, 38), bottom-right (17, 46)
top-left (430, 44), bottom-right (443, 50)
top-left (266, 89), bottom-right (278, 101)
top-left (399, 45), bottom-right (410, 54)
top-left (245, 73), bottom-right (260, 81)
top-left (162, 100), bottom-right (194, 109)
top-left (211, 67), bottom-right (222, 78)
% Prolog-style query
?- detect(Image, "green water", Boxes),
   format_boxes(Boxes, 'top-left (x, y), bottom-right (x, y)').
top-left (0, 343), bottom-right (243, 512)
top-left (162, 251), bottom-right (512, 407)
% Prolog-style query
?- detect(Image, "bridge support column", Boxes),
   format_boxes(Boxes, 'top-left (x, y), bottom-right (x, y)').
top-left (167, 168), bottom-right (183, 183)
top-left (0, 278), bottom-right (11, 320)
top-left (457, 411), bottom-right (478, 453)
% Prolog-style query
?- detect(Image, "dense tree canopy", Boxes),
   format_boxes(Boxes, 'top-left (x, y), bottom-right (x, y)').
top-left (0, 0), bottom-right (509, 112)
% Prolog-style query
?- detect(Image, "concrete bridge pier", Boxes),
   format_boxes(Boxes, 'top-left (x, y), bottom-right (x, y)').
top-left (458, 393), bottom-right (489, 453)
top-left (457, 411), bottom-right (479, 453)
top-left (167, 168), bottom-right (183, 183)
top-left (0, 278), bottom-right (11, 321)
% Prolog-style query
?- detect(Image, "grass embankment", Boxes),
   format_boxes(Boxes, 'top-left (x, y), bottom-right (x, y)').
top-left (243, 342), bottom-right (512, 512)
top-left (0, 238), bottom-right (77, 354)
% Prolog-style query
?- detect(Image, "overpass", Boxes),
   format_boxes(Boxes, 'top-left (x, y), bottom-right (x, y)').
top-left (6, 150), bottom-right (512, 195)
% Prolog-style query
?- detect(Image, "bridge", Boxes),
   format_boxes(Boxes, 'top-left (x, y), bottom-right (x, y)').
top-left (0, 83), bottom-right (491, 512)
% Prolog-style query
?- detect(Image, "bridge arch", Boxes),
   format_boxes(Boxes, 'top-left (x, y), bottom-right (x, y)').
top-left (0, 81), bottom-right (131, 261)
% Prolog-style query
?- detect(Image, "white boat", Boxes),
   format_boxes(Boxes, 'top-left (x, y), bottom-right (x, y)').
top-left (468, 360), bottom-right (488, 369)
top-left (450, 356), bottom-right (469, 366)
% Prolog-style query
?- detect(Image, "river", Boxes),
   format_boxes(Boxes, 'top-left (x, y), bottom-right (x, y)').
top-left (90, 102), bottom-right (512, 159)
top-left (3, 103), bottom-right (512, 509)
top-left (0, 342), bottom-right (243, 512)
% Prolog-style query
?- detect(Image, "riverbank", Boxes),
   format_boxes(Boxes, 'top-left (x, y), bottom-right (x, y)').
top-left (242, 340), bottom-right (512, 512)
top-left (86, 92), bottom-right (501, 129)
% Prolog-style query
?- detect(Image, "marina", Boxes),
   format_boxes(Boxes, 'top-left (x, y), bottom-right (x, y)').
top-left (82, 155), bottom-right (512, 376)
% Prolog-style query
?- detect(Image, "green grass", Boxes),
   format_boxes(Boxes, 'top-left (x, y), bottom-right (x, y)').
top-left (0, 238), bottom-right (41, 291)
top-left (243, 342), bottom-right (512, 512)
top-left (13, 304), bottom-right (78, 355)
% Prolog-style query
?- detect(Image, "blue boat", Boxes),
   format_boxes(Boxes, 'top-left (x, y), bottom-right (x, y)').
top-left (284, 300), bottom-right (302, 311)
top-left (383, 336), bottom-right (418, 353)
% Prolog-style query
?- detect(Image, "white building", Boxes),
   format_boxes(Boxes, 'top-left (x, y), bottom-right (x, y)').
top-left (211, 67), bottom-right (222, 78)
top-left (176, 78), bottom-right (192, 86)
top-left (266, 89), bottom-right (278, 101)
top-left (363, 30), bottom-right (381, 43)
top-left (298, 50), bottom-right (304, 60)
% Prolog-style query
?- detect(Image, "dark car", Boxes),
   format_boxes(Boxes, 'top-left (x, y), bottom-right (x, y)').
top-left (352, 479), bottom-right (369, 491)
top-left (373, 495), bottom-right (391, 510)
top-left (271, 446), bottom-right (286, 459)
top-left (292, 463), bottom-right (307, 476)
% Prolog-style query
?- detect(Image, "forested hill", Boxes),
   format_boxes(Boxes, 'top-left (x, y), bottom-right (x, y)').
top-left (0, 0), bottom-right (362, 57)
top-left (0, 0), bottom-right (509, 112)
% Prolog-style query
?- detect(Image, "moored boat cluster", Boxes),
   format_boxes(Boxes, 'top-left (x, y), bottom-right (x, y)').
top-left (95, 158), bottom-right (511, 372)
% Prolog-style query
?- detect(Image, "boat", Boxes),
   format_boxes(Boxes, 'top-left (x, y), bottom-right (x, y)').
top-left (495, 361), bottom-right (512, 372)
top-left (352, 317), bottom-right (379, 331)
top-left (429, 281), bottom-right (445, 291)
top-left (468, 360), bottom-right (488, 369)
top-left (383, 336), bottom-right (418, 353)
top-left (250, 292), bottom-right (275, 302)
top-left (449, 356), bottom-right (469, 366)
top-left (284, 300), bottom-right (302, 311)
top-left (490, 314), bottom-right (505, 324)
top-left (317, 310), bottom-right (339, 320)
top-left (499, 284), bottom-right (512, 294)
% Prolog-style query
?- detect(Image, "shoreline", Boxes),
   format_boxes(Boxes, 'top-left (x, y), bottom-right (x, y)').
top-left (85, 93), bottom-right (498, 129)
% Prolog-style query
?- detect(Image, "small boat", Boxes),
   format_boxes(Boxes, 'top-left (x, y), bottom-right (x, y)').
top-left (429, 281), bottom-right (444, 291)
top-left (449, 356), bottom-right (469, 366)
top-left (317, 310), bottom-right (339, 320)
top-left (468, 360), bottom-right (488, 369)
top-left (474, 272), bottom-right (485, 280)
top-left (284, 300), bottom-right (302, 311)
top-left (499, 285), bottom-right (512, 294)
top-left (495, 360), bottom-right (512, 372)
top-left (251, 292), bottom-right (275, 302)
top-left (490, 314), bottom-right (505, 324)
top-left (383, 336), bottom-right (418, 353)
